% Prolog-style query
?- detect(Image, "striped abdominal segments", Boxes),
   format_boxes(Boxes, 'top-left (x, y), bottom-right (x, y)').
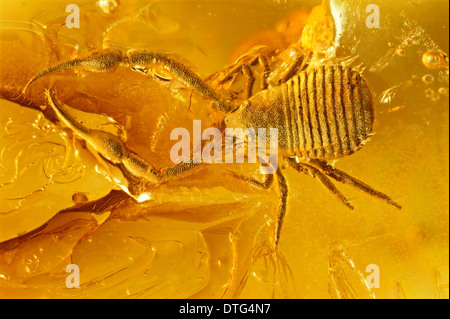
top-left (27, 48), bottom-right (401, 247)
top-left (225, 65), bottom-right (374, 159)
top-left (225, 65), bottom-right (399, 244)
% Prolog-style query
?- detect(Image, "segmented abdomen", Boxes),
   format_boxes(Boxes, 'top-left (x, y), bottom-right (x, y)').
top-left (282, 65), bottom-right (374, 159)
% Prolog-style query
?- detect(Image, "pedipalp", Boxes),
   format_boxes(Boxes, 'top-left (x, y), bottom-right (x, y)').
top-left (24, 48), bottom-right (125, 92)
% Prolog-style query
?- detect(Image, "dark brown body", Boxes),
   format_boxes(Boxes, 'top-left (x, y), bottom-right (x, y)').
top-left (225, 65), bottom-right (374, 159)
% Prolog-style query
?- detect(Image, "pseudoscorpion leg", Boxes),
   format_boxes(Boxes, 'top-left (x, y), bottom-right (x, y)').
top-left (228, 171), bottom-right (274, 189)
top-left (311, 159), bottom-right (401, 209)
top-left (227, 168), bottom-right (289, 246)
top-left (276, 50), bottom-right (312, 85)
top-left (285, 157), bottom-right (354, 210)
top-left (274, 169), bottom-right (288, 246)
top-left (218, 54), bottom-right (270, 98)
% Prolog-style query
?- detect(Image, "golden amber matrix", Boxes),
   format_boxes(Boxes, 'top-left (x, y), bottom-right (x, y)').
top-left (0, 0), bottom-right (448, 299)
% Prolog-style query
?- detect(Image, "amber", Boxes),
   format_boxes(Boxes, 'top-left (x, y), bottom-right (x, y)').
top-left (0, 0), bottom-right (448, 299)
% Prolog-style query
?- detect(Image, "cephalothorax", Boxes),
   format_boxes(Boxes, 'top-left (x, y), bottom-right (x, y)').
top-left (26, 47), bottom-right (401, 246)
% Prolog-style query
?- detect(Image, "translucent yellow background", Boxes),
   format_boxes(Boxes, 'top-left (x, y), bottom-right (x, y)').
top-left (0, 0), bottom-right (448, 298)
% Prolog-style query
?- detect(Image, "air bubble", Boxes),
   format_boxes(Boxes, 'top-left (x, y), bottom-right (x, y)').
top-left (422, 74), bottom-right (434, 85)
top-left (425, 88), bottom-right (440, 101)
top-left (422, 51), bottom-right (448, 70)
top-left (396, 47), bottom-right (406, 57)
top-left (98, 0), bottom-right (120, 14)
top-left (72, 192), bottom-right (88, 204)
top-left (438, 87), bottom-right (449, 96)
